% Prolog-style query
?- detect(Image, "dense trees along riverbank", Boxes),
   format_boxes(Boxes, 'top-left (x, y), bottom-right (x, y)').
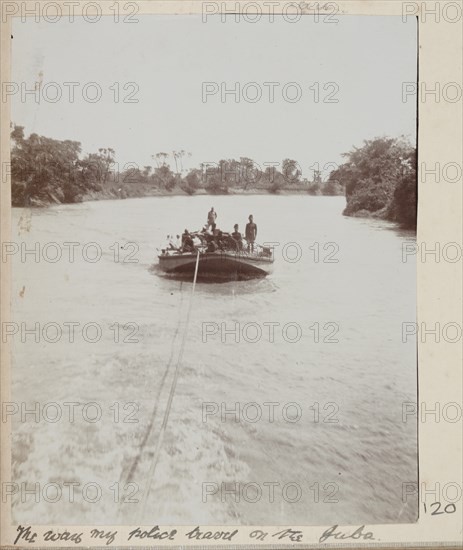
top-left (332, 136), bottom-right (417, 228)
top-left (10, 126), bottom-right (416, 229)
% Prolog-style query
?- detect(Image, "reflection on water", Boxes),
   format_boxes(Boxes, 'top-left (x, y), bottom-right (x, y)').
top-left (11, 195), bottom-right (417, 525)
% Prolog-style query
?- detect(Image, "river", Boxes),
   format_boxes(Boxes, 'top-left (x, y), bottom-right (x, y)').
top-left (10, 194), bottom-right (417, 525)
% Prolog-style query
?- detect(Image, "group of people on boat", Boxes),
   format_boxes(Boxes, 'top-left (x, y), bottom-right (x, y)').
top-left (163, 207), bottom-right (259, 255)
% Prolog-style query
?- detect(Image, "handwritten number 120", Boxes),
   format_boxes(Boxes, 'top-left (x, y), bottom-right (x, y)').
top-left (423, 502), bottom-right (456, 515)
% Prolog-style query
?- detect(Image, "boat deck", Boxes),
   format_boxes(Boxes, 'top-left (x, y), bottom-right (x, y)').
top-left (159, 249), bottom-right (274, 263)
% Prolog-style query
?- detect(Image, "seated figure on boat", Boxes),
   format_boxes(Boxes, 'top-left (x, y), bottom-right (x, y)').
top-left (203, 227), bottom-right (245, 254)
top-left (206, 238), bottom-right (218, 253)
top-left (203, 230), bottom-right (225, 252)
top-left (169, 235), bottom-right (181, 251)
top-left (162, 234), bottom-right (178, 254)
top-left (230, 224), bottom-right (243, 251)
top-left (216, 231), bottom-right (229, 251)
top-left (181, 229), bottom-right (195, 253)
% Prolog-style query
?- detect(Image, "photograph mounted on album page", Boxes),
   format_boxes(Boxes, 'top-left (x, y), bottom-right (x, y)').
top-left (0, 0), bottom-right (462, 548)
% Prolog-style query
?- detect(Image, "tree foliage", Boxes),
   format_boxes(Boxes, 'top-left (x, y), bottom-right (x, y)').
top-left (10, 125), bottom-right (363, 207)
top-left (10, 125), bottom-right (90, 205)
top-left (330, 136), bottom-right (417, 228)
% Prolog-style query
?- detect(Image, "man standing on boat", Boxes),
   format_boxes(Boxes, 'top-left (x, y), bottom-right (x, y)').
top-left (207, 207), bottom-right (217, 230)
top-left (245, 215), bottom-right (257, 252)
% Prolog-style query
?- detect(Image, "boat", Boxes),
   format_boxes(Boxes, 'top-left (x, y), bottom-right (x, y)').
top-left (158, 236), bottom-right (274, 281)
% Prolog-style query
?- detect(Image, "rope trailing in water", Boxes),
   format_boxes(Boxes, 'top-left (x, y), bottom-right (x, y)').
top-left (140, 250), bottom-right (201, 517)
top-left (122, 282), bottom-right (184, 486)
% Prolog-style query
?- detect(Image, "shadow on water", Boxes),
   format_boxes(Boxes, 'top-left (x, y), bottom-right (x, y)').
top-left (349, 216), bottom-right (417, 239)
top-left (386, 226), bottom-right (416, 239)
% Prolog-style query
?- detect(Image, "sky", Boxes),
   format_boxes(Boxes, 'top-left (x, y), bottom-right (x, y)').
top-left (11, 14), bottom-right (417, 180)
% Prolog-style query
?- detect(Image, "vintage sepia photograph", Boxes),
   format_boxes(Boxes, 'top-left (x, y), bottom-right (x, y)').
top-left (4, 2), bottom-right (459, 546)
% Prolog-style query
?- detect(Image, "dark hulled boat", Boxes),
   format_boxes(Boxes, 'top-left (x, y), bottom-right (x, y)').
top-left (158, 248), bottom-right (274, 281)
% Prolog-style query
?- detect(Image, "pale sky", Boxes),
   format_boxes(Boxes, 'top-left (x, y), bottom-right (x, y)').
top-left (11, 15), bottom-right (417, 179)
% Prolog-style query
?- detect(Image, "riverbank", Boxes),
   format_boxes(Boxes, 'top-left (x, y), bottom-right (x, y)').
top-left (332, 137), bottom-right (417, 229)
top-left (17, 186), bottom-right (331, 207)
top-left (79, 185), bottom-right (342, 202)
